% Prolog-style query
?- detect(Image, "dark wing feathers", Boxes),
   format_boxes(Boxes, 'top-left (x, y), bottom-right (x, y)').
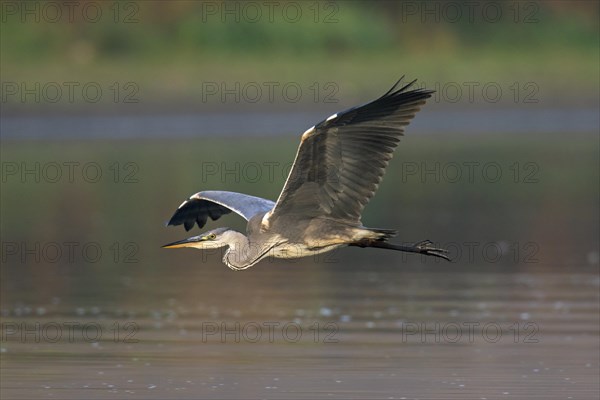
top-left (167, 190), bottom-right (275, 231)
top-left (269, 78), bottom-right (433, 223)
top-left (171, 199), bottom-right (231, 231)
top-left (166, 78), bottom-right (432, 232)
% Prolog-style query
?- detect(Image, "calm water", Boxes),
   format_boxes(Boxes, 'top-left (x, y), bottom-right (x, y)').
top-left (2, 263), bottom-right (599, 399)
top-left (1, 135), bottom-right (599, 399)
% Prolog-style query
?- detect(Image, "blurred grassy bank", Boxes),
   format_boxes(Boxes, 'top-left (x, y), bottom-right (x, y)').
top-left (1, 1), bottom-right (598, 110)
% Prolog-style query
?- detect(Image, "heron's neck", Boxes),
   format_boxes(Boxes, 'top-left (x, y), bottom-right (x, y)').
top-left (223, 231), bottom-right (256, 271)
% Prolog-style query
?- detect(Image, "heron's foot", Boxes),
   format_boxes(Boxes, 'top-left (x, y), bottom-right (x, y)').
top-left (414, 240), bottom-right (451, 262)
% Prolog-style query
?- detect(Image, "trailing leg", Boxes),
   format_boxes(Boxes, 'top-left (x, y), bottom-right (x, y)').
top-left (351, 239), bottom-right (451, 261)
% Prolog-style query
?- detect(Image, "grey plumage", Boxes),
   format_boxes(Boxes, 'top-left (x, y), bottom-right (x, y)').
top-left (164, 78), bottom-right (448, 270)
top-left (168, 191), bottom-right (274, 231)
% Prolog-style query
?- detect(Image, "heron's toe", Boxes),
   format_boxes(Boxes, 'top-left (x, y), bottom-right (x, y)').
top-left (415, 240), bottom-right (451, 261)
top-left (426, 250), bottom-right (452, 262)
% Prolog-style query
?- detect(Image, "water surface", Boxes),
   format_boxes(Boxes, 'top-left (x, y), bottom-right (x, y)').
top-left (1, 135), bottom-right (598, 399)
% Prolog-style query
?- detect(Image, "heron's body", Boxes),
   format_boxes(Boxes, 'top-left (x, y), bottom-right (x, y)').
top-left (177, 210), bottom-right (392, 270)
top-left (221, 232), bottom-right (346, 270)
top-left (163, 77), bottom-right (449, 269)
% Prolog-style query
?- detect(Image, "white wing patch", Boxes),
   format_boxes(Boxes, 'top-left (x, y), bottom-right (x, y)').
top-left (326, 113), bottom-right (338, 122)
top-left (301, 126), bottom-right (316, 142)
top-left (260, 210), bottom-right (272, 232)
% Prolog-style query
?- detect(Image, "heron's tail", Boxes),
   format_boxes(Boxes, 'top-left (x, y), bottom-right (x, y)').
top-left (368, 228), bottom-right (397, 240)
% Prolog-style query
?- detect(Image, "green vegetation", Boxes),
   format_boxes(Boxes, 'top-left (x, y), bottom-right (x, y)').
top-left (1, 1), bottom-right (598, 105)
top-left (3, 2), bottom-right (597, 59)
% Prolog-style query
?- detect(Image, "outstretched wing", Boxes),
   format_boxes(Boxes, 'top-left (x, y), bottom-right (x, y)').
top-left (167, 190), bottom-right (275, 231)
top-left (268, 78), bottom-right (433, 224)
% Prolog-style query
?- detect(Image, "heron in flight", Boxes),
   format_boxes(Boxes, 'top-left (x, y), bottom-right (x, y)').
top-left (163, 77), bottom-right (449, 270)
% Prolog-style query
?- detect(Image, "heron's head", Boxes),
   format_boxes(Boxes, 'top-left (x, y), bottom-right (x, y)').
top-left (162, 227), bottom-right (234, 250)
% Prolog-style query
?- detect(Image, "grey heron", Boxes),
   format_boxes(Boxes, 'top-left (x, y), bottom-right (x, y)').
top-left (163, 77), bottom-right (449, 270)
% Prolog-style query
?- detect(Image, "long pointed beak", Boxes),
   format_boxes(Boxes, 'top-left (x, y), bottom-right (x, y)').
top-left (162, 236), bottom-right (202, 249)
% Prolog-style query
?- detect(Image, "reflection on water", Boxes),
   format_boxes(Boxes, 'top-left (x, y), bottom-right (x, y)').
top-left (1, 135), bottom-right (599, 399)
top-left (2, 265), bottom-right (599, 399)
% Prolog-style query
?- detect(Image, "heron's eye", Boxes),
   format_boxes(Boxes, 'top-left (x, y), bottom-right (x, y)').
top-left (208, 234), bottom-right (217, 240)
